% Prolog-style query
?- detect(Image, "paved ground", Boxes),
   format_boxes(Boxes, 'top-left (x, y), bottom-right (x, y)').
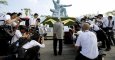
top-left (105, 47), bottom-right (115, 60)
top-left (40, 40), bottom-right (115, 60)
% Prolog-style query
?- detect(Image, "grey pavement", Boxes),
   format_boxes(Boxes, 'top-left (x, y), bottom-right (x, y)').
top-left (105, 46), bottom-right (115, 60)
top-left (40, 40), bottom-right (115, 60)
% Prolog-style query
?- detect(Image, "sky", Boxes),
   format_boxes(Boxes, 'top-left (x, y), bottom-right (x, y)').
top-left (1, 0), bottom-right (115, 17)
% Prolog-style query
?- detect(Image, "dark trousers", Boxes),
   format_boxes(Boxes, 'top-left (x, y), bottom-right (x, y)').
top-left (18, 46), bottom-right (40, 60)
top-left (106, 27), bottom-right (115, 45)
top-left (75, 53), bottom-right (98, 60)
top-left (100, 28), bottom-right (111, 49)
top-left (95, 30), bottom-right (105, 48)
top-left (53, 38), bottom-right (63, 55)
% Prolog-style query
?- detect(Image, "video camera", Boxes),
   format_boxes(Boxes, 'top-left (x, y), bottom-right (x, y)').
top-left (20, 18), bottom-right (29, 21)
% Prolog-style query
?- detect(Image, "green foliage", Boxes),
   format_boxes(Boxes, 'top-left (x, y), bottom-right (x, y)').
top-left (42, 17), bottom-right (76, 27)
top-left (0, 0), bottom-right (8, 5)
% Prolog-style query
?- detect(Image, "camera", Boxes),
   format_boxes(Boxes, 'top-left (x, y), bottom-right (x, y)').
top-left (20, 18), bottom-right (26, 21)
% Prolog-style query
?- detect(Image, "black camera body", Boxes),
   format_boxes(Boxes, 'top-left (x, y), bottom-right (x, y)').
top-left (20, 18), bottom-right (29, 21)
top-left (20, 18), bottom-right (26, 21)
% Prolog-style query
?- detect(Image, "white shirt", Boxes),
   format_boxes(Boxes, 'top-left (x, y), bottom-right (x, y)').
top-left (0, 15), bottom-right (10, 25)
top-left (5, 15), bottom-right (18, 27)
top-left (77, 30), bottom-right (83, 35)
top-left (102, 18), bottom-right (109, 28)
top-left (29, 18), bottom-right (37, 26)
top-left (22, 40), bottom-right (45, 49)
top-left (86, 20), bottom-right (94, 24)
top-left (11, 30), bottom-right (22, 44)
top-left (5, 15), bottom-right (11, 20)
top-left (39, 26), bottom-right (47, 35)
top-left (107, 20), bottom-right (113, 28)
top-left (95, 18), bottom-right (105, 27)
top-left (39, 27), bottom-right (44, 35)
top-left (75, 30), bottom-right (99, 59)
top-left (53, 22), bottom-right (64, 39)
top-left (90, 24), bottom-right (100, 31)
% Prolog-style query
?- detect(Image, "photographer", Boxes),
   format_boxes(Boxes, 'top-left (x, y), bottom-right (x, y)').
top-left (4, 13), bottom-right (22, 36)
top-left (22, 32), bottom-right (45, 49)
top-left (17, 29), bottom-right (45, 60)
top-left (0, 13), bottom-right (22, 55)
top-left (11, 25), bottom-right (27, 44)
top-left (5, 12), bottom-right (21, 27)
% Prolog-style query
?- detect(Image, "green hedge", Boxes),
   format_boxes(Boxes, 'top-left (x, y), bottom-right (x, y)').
top-left (42, 17), bottom-right (76, 27)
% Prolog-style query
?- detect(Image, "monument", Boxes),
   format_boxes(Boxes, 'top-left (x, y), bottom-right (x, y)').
top-left (43, 0), bottom-right (75, 27)
top-left (21, 8), bottom-right (32, 17)
top-left (50, 0), bottom-right (72, 18)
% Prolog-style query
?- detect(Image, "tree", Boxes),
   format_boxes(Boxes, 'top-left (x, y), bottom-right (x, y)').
top-left (106, 10), bottom-right (115, 16)
top-left (0, 0), bottom-right (8, 5)
top-left (106, 11), bottom-right (112, 16)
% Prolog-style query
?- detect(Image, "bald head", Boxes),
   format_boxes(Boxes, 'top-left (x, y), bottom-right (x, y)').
top-left (82, 23), bottom-right (90, 31)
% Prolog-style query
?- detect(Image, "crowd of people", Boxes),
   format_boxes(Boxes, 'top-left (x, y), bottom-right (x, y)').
top-left (0, 12), bottom-right (47, 60)
top-left (0, 12), bottom-right (115, 60)
top-left (70, 14), bottom-right (115, 60)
